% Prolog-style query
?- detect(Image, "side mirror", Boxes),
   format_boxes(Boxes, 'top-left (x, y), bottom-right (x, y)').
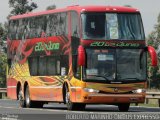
top-left (78, 45), bottom-right (86, 66)
top-left (148, 46), bottom-right (158, 66)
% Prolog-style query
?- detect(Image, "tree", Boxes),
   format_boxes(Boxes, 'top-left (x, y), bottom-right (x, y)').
top-left (0, 0), bottom-right (38, 88)
top-left (0, 52), bottom-right (7, 87)
top-left (0, 23), bottom-right (7, 87)
top-left (0, 23), bottom-right (7, 52)
top-left (147, 13), bottom-right (160, 48)
top-left (9, 0), bottom-right (38, 16)
top-left (46, 4), bottom-right (56, 10)
top-left (147, 13), bottom-right (160, 89)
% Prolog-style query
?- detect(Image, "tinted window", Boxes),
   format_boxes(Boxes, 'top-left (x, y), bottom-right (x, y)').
top-left (82, 13), bottom-right (145, 40)
top-left (38, 57), bottom-right (47, 75)
top-left (29, 16), bottom-right (46, 38)
top-left (71, 11), bottom-right (79, 37)
top-left (28, 57), bottom-right (38, 76)
top-left (29, 55), bottom-right (68, 76)
top-left (8, 20), bottom-right (19, 40)
top-left (84, 49), bottom-right (147, 82)
top-left (8, 12), bottom-right (68, 40)
top-left (46, 12), bottom-right (68, 36)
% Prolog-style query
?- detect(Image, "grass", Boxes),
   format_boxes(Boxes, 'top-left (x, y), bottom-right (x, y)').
top-left (147, 88), bottom-right (160, 92)
top-left (136, 103), bottom-right (158, 108)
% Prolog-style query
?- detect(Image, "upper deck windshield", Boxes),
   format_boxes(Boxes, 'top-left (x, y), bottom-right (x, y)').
top-left (81, 13), bottom-right (145, 40)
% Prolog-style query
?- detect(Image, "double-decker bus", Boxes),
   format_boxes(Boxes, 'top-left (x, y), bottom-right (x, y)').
top-left (7, 5), bottom-right (157, 111)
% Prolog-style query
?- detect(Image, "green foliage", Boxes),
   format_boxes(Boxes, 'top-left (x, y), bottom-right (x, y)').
top-left (147, 13), bottom-right (160, 89)
top-left (0, 23), bottom-right (7, 53)
top-left (0, 0), bottom-right (38, 88)
top-left (147, 13), bottom-right (160, 48)
top-left (0, 23), bottom-right (7, 88)
top-left (9, 0), bottom-right (38, 16)
top-left (0, 53), bottom-right (7, 88)
top-left (0, 23), bottom-right (7, 39)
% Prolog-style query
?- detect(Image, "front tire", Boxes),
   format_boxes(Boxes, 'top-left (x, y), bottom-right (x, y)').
top-left (118, 103), bottom-right (130, 112)
top-left (65, 85), bottom-right (86, 111)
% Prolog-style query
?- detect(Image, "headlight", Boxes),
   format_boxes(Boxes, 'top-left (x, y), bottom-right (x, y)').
top-left (132, 89), bottom-right (146, 93)
top-left (84, 88), bottom-right (99, 93)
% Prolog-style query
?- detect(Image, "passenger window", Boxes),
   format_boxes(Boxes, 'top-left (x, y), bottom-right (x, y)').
top-left (28, 55), bottom-right (68, 76)
top-left (71, 11), bottom-right (79, 37)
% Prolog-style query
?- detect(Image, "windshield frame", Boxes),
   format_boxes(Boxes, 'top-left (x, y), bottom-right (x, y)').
top-left (81, 12), bottom-right (145, 41)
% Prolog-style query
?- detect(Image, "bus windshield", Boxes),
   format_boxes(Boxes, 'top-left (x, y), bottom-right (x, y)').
top-left (81, 13), bottom-right (145, 40)
top-left (85, 49), bottom-right (147, 82)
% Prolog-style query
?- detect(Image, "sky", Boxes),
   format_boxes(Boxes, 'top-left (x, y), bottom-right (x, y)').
top-left (0, 0), bottom-right (160, 36)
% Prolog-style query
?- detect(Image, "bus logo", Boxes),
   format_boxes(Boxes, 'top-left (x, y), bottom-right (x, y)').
top-left (114, 88), bottom-right (118, 92)
top-left (35, 41), bottom-right (60, 52)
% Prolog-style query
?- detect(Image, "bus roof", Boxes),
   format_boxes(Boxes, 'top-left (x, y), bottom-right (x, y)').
top-left (10, 5), bottom-right (139, 20)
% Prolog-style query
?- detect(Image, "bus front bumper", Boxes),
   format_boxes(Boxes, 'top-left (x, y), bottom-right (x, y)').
top-left (80, 93), bottom-right (145, 104)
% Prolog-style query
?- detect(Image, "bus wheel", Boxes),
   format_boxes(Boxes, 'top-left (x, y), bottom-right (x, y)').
top-left (65, 86), bottom-right (86, 111)
top-left (118, 103), bottom-right (130, 112)
top-left (65, 86), bottom-right (76, 110)
top-left (25, 85), bottom-right (33, 108)
top-left (18, 87), bottom-right (25, 108)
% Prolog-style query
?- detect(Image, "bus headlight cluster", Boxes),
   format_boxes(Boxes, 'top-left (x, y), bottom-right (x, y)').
top-left (132, 89), bottom-right (146, 93)
top-left (83, 88), bottom-right (99, 93)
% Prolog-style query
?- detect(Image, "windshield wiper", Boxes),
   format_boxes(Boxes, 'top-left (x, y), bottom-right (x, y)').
top-left (120, 77), bottom-right (141, 80)
top-left (87, 75), bottom-right (110, 81)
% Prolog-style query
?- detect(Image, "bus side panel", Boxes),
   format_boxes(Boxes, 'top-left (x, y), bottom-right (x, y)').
top-left (30, 87), bottom-right (63, 102)
top-left (29, 76), bottom-right (64, 102)
top-left (7, 59), bottom-right (30, 100)
top-left (56, 87), bottom-right (63, 102)
top-left (7, 78), bottom-right (17, 99)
